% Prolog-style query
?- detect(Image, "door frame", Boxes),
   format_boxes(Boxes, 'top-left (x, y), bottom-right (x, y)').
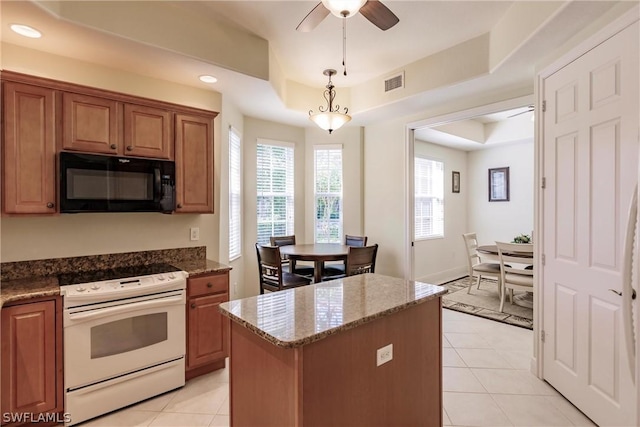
top-left (536, 3), bottom-right (640, 383)
top-left (404, 95), bottom-right (533, 280)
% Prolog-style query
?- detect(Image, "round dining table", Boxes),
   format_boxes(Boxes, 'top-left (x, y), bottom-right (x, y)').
top-left (279, 243), bottom-right (349, 283)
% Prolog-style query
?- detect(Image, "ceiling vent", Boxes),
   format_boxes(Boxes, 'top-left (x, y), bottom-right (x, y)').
top-left (384, 71), bottom-right (404, 92)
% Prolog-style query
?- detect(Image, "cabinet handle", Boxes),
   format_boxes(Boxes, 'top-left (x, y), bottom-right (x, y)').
top-left (126, 145), bottom-right (133, 151)
top-left (190, 303), bottom-right (196, 309)
top-left (177, 203), bottom-right (183, 209)
top-left (110, 144), bottom-right (117, 149)
top-left (207, 282), bottom-right (213, 288)
top-left (46, 202), bottom-right (54, 208)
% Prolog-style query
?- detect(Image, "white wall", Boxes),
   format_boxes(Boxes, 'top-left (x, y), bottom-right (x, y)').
top-left (413, 140), bottom-right (468, 284)
top-left (1, 44), bottom-right (223, 263)
top-left (467, 141), bottom-right (534, 245)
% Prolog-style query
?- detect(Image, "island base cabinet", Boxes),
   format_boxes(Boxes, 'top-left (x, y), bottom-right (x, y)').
top-left (229, 298), bottom-right (442, 427)
top-left (1, 297), bottom-right (63, 426)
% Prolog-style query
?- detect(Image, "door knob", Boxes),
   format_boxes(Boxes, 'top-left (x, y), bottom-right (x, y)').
top-left (110, 143), bottom-right (117, 149)
top-left (207, 282), bottom-right (213, 288)
top-left (609, 289), bottom-right (637, 299)
top-left (126, 146), bottom-right (133, 151)
top-left (190, 303), bottom-right (196, 309)
top-left (177, 203), bottom-right (183, 209)
top-left (46, 202), bottom-right (54, 208)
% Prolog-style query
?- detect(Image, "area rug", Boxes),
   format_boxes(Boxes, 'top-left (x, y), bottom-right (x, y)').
top-left (441, 276), bottom-right (533, 330)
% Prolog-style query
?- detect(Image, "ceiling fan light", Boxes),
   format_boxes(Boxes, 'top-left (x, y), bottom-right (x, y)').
top-left (322, 0), bottom-right (367, 18)
top-left (309, 112), bottom-right (352, 134)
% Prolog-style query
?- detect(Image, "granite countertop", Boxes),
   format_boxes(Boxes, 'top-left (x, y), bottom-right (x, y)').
top-left (1, 258), bottom-right (231, 308)
top-left (219, 273), bottom-right (447, 349)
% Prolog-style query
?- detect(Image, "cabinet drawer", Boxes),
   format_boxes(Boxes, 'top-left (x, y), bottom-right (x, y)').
top-left (188, 273), bottom-right (228, 297)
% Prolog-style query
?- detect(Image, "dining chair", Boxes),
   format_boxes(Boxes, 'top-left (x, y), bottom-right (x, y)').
top-left (495, 241), bottom-right (534, 312)
top-left (322, 234), bottom-right (368, 278)
top-left (255, 243), bottom-right (312, 294)
top-left (269, 235), bottom-right (314, 277)
top-left (462, 232), bottom-right (502, 295)
top-left (345, 244), bottom-right (379, 276)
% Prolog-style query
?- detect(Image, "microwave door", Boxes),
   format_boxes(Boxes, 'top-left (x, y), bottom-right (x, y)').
top-left (60, 153), bottom-right (111, 212)
top-left (109, 158), bottom-right (157, 211)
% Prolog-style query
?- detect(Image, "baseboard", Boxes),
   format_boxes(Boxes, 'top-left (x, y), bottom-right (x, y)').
top-left (417, 266), bottom-right (468, 285)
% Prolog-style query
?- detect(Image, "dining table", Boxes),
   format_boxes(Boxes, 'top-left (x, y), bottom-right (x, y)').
top-left (279, 243), bottom-right (349, 283)
top-left (476, 244), bottom-right (534, 308)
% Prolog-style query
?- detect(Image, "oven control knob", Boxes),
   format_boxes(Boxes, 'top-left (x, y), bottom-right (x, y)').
top-left (168, 273), bottom-right (176, 279)
top-left (157, 275), bottom-right (165, 281)
top-left (91, 285), bottom-right (101, 291)
top-left (76, 286), bottom-right (86, 292)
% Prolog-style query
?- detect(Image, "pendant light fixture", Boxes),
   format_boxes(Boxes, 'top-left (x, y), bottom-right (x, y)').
top-left (309, 69), bottom-right (351, 134)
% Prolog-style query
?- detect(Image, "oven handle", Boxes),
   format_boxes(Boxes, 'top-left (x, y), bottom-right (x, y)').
top-left (66, 294), bottom-right (184, 323)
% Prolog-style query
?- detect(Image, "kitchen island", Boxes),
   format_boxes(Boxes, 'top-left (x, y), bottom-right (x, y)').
top-left (219, 273), bottom-right (447, 426)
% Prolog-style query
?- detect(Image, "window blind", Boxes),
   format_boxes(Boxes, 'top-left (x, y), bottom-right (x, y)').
top-left (229, 127), bottom-right (242, 260)
top-left (415, 156), bottom-right (444, 239)
top-left (256, 142), bottom-right (294, 245)
top-left (314, 145), bottom-right (343, 243)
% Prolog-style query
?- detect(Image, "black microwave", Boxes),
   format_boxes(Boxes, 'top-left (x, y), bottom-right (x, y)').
top-left (59, 152), bottom-right (176, 213)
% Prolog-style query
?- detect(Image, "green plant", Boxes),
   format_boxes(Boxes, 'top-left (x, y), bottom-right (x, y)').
top-left (512, 233), bottom-right (531, 244)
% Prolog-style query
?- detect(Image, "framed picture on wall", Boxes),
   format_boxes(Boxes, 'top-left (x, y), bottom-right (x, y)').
top-left (452, 171), bottom-right (460, 193)
top-left (488, 167), bottom-right (510, 202)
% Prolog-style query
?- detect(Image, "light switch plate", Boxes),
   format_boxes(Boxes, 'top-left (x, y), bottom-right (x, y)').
top-left (190, 227), bottom-right (200, 241)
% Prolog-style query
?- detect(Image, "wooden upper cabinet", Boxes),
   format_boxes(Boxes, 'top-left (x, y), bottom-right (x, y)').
top-left (123, 104), bottom-right (173, 159)
top-left (175, 114), bottom-right (214, 213)
top-left (2, 82), bottom-right (57, 214)
top-left (62, 92), bottom-right (120, 155)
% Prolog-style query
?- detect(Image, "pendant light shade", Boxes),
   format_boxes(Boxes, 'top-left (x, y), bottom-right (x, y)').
top-left (309, 69), bottom-right (351, 134)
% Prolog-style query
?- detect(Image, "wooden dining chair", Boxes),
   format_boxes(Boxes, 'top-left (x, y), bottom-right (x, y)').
top-left (269, 235), bottom-right (314, 277)
top-left (495, 241), bottom-right (534, 312)
top-left (345, 244), bottom-right (379, 277)
top-left (322, 235), bottom-right (368, 278)
top-left (462, 232), bottom-right (502, 295)
top-left (255, 243), bottom-right (312, 294)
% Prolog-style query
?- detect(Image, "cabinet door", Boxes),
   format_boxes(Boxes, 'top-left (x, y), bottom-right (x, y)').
top-left (1, 300), bottom-right (59, 418)
top-left (3, 82), bottom-right (57, 214)
top-left (175, 114), bottom-right (214, 213)
top-left (187, 293), bottom-right (228, 369)
top-left (123, 104), bottom-right (172, 159)
top-left (62, 92), bottom-right (120, 154)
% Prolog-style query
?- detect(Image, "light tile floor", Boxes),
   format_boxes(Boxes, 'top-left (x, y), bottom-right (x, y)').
top-left (78, 308), bottom-right (595, 427)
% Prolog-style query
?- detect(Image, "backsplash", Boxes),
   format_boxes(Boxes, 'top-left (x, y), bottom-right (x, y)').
top-left (1, 246), bottom-right (206, 281)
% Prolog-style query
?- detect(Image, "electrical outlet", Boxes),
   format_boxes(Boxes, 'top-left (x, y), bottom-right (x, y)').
top-left (190, 227), bottom-right (200, 241)
top-left (376, 343), bottom-right (393, 366)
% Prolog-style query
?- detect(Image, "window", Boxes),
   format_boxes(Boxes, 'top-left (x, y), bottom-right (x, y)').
top-left (314, 145), bottom-right (343, 243)
top-left (415, 157), bottom-right (444, 239)
top-left (256, 141), bottom-right (294, 244)
top-left (229, 127), bottom-right (242, 260)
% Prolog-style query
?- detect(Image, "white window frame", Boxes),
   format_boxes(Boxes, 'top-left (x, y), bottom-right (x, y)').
top-left (414, 156), bottom-right (444, 240)
top-left (256, 139), bottom-right (295, 245)
top-left (314, 144), bottom-right (343, 243)
top-left (228, 126), bottom-right (242, 261)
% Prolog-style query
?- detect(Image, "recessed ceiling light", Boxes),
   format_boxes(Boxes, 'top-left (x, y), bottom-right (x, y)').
top-left (199, 75), bottom-right (218, 84)
top-left (10, 24), bottom-right (42, 39)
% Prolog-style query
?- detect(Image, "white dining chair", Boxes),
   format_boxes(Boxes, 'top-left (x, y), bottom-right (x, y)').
top-left (495, 241), bottom-right (534, 312)
top-left (462, 232), bottom-right (502, 295)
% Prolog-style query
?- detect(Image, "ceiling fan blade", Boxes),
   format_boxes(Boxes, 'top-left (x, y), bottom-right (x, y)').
top-left (507, 106), bottom-right (534, 118)
top-left (296, 2), bottom-right (330, 32)
top-left (360, 0), bottom-right (399, 31)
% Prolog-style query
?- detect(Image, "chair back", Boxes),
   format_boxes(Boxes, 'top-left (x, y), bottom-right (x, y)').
top-left (462, 232), bottom-right (481, 275)
top-left (495, 241), bottom-right (534, 279)
top-left (256, 243), bottom-right (284, 292)
top-left (346, 244), bottom-right (379, 276)
top-left (270, 235), bottom-right (296, 247)
top-left (345, 235), bottom-right (368, 247)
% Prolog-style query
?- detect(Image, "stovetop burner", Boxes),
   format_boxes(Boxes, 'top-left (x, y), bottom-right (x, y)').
top-left (58, 263), bottom-right (181, 286)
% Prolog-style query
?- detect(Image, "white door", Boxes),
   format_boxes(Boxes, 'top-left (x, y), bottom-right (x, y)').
top-left (541, 19), bottom-right (639, 426)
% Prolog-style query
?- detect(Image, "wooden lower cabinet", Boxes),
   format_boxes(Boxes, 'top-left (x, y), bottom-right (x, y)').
top-left (186, 271), bottom-right (229, 380)
top-left (1, 297), bottom-right (63, 426)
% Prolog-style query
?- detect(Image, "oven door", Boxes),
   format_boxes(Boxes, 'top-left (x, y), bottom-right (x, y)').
top-left (64, 291), bottom-right (185, 390)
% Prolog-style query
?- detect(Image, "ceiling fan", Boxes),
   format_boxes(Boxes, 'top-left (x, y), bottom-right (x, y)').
top-left (296, 0), bottom-right (399, 32)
